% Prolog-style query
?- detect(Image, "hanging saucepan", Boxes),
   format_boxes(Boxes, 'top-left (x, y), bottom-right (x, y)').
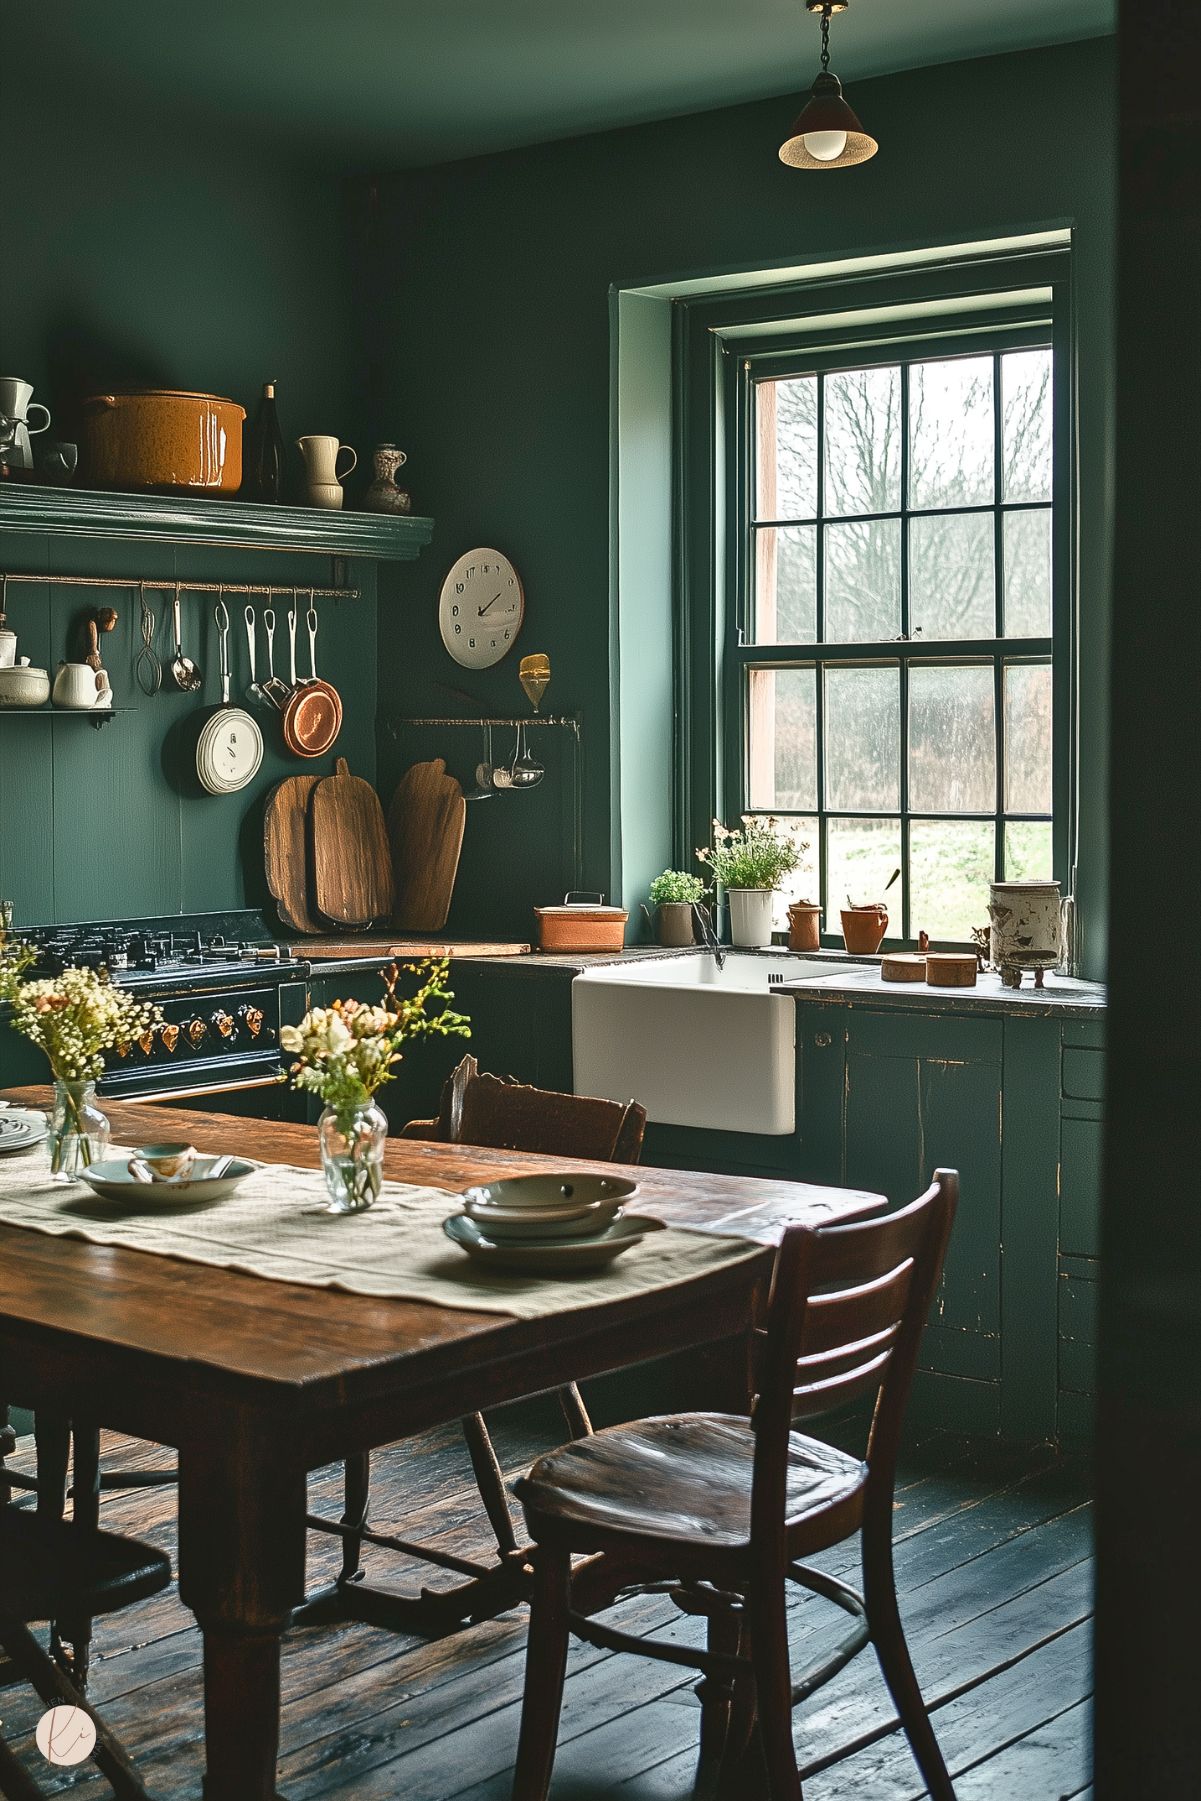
top-left (195, 595), bottom-right (265, 795)
top-left (281, 593), bottom-right (342, 758)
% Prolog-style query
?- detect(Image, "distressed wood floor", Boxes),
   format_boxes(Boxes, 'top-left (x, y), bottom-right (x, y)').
top-left (0, 1406), bottom-right (1092, 1799)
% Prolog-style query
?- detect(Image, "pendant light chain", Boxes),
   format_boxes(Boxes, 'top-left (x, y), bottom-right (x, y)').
top-left (820, 4), bottom-right (832, 73)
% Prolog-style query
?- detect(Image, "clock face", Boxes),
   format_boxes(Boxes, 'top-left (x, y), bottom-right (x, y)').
top-left (439, 548), bottom-right (524, 668)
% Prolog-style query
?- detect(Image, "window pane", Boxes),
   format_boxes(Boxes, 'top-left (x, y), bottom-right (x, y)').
top-left (1003, 507), bottom-right (1052, 636)
top-left (753, 525), bottom-right (816, 642)
top-left (756, 376), bottom-right (817, 520)
top-left (825, 519), bottom-right (901, 642)
top-left (826, 817), bottom-right (903, 927)
top-left (1002, 347), bottom-right (1053, 502)
top-left (908, 355), bottom-right (994, 510)
top-left (824, 366), bottom-right (901, 516)
top-left (825, 666), bottom-right (900, 810)
top-left (1004, 662), bottom-right (1053, 812)
top-left (909, 512), bottom-right (995, 639)
top-left (747, 668), bottom-right (817, 810)
top-left (909, 819), bottom-right (995, 942)
top-left (762, 817), bottom-right (819, 929)
top-left (1004, 819), bottom-right (1053, 880)
top-left (908, 665), bottom-right (996, 812)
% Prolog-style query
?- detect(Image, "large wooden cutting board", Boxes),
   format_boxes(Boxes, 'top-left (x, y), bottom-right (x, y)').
top-left (388, 758), bottom-right (467, 932)
top-left (311, 758), bottom-right (395, 928)
top-left (263, 775), bottom-right (322, 935)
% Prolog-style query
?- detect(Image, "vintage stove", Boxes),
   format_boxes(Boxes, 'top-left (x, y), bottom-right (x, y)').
top-left (20, 910), bottom-right (309, 1104)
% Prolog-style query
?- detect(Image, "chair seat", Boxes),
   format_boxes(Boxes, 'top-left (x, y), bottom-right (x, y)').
top-left (0, 1510), bottom-right (172, 1624)
top-left (514, 1412), bottom-right (866, 1559)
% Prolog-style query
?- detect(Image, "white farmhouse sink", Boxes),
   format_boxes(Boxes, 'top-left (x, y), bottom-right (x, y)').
top-left (572, 953), bottom-right (796, 1135)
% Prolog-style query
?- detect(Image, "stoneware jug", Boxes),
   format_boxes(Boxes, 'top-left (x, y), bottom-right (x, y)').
top-left (363, 443), bottom-right (412, 514)
top-left (296, 435), bottom-right (357, 509)
top-left (53, 662), bottom-right (111, 709)
top-left (987, 880), bottom-right (1062, 988)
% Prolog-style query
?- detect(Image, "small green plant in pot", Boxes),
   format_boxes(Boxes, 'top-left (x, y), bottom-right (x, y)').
top-left (697, 817), bottom-right (805, 948)
top-left (647, 870), bottom-right (706, 947)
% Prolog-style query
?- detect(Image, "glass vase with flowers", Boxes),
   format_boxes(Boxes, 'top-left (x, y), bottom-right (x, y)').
top-left (280, 959), bottom-right (470, 1214)
top-left (6, 965), bottom-right (163, 1181)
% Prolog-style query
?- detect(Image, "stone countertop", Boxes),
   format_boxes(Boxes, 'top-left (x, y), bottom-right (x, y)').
top-left (297, 944), bottom-right (693, 980)
top-left (772, 964), bottom-right (1107, 1019)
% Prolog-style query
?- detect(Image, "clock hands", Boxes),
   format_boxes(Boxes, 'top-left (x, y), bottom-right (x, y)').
top-left (478, 592), bottom-right (504, 617)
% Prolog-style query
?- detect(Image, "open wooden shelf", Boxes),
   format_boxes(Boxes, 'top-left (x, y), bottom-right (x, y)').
top-left (0, 484), bottom-right (434, 562)
top-left (0, 706), bottom-right (131, 729)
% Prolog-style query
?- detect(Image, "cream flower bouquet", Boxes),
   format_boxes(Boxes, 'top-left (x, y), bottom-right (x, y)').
top-left (7, 965), bottom-right (163, 1177)
top-left (281, 960), bottom-right (469, 1213)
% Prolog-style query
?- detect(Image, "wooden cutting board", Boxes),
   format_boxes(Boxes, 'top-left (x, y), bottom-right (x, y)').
top-left (263, 775), bottom-right (323, 935)
top-left (310, 757), bottom-right (395, 928)
top-left (388, 758), bottom-right (467, 933)
top-left (297, 937), bottom-right (531, 959)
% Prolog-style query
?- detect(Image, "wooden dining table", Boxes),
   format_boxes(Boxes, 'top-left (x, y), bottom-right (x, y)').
top-left (0, 1090), bottom-right (883, 1801)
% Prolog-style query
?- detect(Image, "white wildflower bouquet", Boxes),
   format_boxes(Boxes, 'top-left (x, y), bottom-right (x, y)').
top-left (0, 931), bottom-right (35, 1005)
top-left (280, 960), bottom-right (470, 1128)
top-left (697, 816), bottom-right (805, 891)
top-left (8, 965), bottom-right (163, 1083)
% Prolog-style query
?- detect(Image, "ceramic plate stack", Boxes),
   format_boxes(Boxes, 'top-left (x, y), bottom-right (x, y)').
top-left (443, 1174), bottom-right (663, 1273)
top-left (0, 1108), bottom-right (48, 1155)
top-left (196, 706), bottom-right (264, 795)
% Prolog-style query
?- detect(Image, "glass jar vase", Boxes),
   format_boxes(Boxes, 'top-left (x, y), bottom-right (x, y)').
top-left (318, 1101), bottom-right (387, 1214)
top-left (48, 1079), bottom-right (111, 1182)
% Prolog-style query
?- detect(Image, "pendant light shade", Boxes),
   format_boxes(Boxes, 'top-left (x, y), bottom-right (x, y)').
top-left (779, 1), bottom-right (877, 170)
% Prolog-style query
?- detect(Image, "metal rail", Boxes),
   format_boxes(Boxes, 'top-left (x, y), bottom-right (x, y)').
top-left (0, 571), bottom-right (359, 600)
top-left (389, 714), bottom-right (580, 732)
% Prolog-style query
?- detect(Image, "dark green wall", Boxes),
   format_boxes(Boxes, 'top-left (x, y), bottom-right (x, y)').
top-left (0, 82), bottom-right (378, 927)
top-left (353, 37), bottom-right (1115, 975)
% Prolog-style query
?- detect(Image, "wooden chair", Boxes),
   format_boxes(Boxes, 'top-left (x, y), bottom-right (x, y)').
top-left (508, 1170), bottom-right (960, 1801)
top-left (305, 1055), bottom-right (648, 1635)
top-left (0, 1504), bottom-right (171, 1799)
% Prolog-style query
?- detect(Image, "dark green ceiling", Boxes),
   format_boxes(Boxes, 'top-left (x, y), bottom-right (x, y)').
top-left (11, 0), bottom-right (1113, 169)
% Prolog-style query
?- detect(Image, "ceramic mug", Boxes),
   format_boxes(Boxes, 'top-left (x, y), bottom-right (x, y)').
top-left (0, 377), bottom-right (51, 436)
top-left (0, 629), bottom-right (16, 669)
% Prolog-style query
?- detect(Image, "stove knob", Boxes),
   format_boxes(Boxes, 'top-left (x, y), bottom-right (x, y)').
top-left (160, 1023), bottom-right (180, 1054)
top-left (185, 1017), bottom-right (207, 1048)
top-left (113, 1040), bottom-right (131, 1060)
top-left (238, 1005), bottom-right (264, 1040)
top-left (211, 1009), bottom-right (236, 1040)
top-left (137, 1027), bottom-right (157, 1058)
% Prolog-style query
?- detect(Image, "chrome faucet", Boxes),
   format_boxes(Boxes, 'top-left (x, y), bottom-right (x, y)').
top-left (692, 902), bottom-right (726, 972)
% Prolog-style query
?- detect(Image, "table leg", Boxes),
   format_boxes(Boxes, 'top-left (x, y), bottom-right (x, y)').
top-left (177, 1422), bottom-right (306, 1801)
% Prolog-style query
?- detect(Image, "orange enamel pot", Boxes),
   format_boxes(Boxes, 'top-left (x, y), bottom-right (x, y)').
top-left (80, 389), bottom-right (245, 494)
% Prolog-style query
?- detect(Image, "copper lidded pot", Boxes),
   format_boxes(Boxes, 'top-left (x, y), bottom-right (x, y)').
top-left (80, 389), bottom-right (245, 494)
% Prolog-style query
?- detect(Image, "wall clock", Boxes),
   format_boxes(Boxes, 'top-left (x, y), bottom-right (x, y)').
top-left (438, 548), bottom-right (524, 668)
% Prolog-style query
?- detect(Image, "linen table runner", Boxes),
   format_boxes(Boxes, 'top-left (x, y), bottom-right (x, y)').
top-left (0, 1146), bottom-right (762, 1319)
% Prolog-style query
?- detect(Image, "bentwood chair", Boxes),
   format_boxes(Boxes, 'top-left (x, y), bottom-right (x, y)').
top-left (0, 1500), bottom-right (171, 1799)
top-left (508, 1171), bottom-right (960, 1801)
top-left (305, 1055), bottom-right (648, 1632)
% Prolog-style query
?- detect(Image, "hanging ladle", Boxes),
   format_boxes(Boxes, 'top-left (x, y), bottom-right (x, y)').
top-left (466, 724), bottom-right (496, 801)
top-left (170, 581), bottom-right (202, 692)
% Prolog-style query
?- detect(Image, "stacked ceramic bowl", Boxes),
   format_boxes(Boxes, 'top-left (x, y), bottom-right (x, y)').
top-left (443, 1174), bottom-right (663, 1273)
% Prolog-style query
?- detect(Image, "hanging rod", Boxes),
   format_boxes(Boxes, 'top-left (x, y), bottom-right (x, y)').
top-left (390, 714), bottom-right (580, 733)
top-left (0, 572), bottom-right (360, 600)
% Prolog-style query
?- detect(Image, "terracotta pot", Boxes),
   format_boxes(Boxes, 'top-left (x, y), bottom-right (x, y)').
top-left (80, 389), bottom-right (245, 494)
top-left (841, 904), bottom-right (888, 954)
top-left (787, 901), bottom-right (821, 952)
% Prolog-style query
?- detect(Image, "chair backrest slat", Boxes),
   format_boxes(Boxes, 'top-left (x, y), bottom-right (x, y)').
top-left (751, 1171), bottom-right (958, 1538)
top-left (402, 1055), bottom-right (647, 1164)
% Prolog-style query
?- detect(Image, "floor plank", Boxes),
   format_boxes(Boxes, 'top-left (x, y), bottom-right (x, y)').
top-left (0, 1414), bottom-right (1093, 1799)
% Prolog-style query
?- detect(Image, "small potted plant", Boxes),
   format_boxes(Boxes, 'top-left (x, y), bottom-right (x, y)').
top-left (647, 870), bottom-right (706, 947)
top-left (280, 960), bottom-right (469, 1214)
top-left (697, 817), bottom-right (804, 949)
top-left (5, 962), bottom-right (163, 1180)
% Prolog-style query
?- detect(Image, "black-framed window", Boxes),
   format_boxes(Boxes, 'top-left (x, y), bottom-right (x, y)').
top-left (724, 325), bottom-right (1068, 945)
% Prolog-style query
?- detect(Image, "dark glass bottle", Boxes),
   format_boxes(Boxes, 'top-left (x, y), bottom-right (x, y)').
top-left (244, 380), bottom-right (285, 502)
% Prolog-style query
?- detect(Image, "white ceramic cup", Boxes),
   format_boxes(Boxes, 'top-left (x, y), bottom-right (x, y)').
top-left (0, 630), bottom-right (16, 669)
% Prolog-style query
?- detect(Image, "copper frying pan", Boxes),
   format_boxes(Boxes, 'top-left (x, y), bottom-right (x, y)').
top-left (281, 594), bottom-right (342, 758)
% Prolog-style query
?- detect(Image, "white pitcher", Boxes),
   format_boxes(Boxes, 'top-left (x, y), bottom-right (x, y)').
top-left (296, 435), bottom-right (357, 509)
top-left (53, 662), bottom-right (111, 709)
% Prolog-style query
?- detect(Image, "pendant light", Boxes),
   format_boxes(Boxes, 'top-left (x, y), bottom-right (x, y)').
top-left (779, 0), bottom-right (878, 171)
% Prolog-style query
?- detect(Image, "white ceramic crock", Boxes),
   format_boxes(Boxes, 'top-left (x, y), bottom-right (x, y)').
top-left (727, 888), bottom-right (775, 949)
